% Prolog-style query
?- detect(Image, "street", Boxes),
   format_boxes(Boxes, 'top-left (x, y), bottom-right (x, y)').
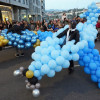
top-left (0, 41), bottom-right (100, 100)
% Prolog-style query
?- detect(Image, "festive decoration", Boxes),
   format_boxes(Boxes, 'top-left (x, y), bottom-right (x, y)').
top-left (0, 36), bottom-right (9, 47)
top-left (14, 2), bottom-right (100, 97)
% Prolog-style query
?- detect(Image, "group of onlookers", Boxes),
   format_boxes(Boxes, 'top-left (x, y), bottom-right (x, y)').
top-left (0, 14), bottom-right (100, 35)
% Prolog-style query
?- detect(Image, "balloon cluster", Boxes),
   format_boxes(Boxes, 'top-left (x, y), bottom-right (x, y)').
top-left (28, 3), bottom-right (100, 84)
top-left (0, 36), bottom-right (9, 47)
top-left (14, 2), bottom-right (100, 97)
top-left (78, 41), bottom-right (100, 88)
top-left (1, 29), bottom-right (38, 49)
top-left (37, 30), bottom-right (53, 41)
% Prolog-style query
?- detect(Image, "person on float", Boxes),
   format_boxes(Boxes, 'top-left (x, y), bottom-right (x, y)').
top-left (57, 21), bottom-right (80, 74)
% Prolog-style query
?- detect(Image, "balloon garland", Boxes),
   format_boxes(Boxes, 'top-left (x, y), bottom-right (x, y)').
top-left (14, 3), bottom-right (100, 97)
top-left (1, 29), bottom-right (53, 49)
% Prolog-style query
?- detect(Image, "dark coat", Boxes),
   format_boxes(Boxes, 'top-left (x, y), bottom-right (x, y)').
top-left (57, 28), bottom-right (80, 45)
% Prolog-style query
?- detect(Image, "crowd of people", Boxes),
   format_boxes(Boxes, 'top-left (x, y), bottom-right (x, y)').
top-left (0, 13), bottom-right (100, 37)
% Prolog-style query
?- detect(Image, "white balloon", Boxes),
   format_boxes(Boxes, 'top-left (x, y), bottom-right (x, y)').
top-left (35, 83), bottom-right (41, 89)
top-left (32, 89), bottom-right (40, 97)
top-left (13, 70), bottom-right (21, 77)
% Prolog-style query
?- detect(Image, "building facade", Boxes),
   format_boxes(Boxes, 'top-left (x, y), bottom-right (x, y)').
top-left (0, 0), bottom-right (45, 22)
top-left (96, 2), bottom-right (100, 8)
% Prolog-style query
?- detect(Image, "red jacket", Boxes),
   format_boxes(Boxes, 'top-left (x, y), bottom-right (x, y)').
top-left (96, 22), bottom-right (100, 28)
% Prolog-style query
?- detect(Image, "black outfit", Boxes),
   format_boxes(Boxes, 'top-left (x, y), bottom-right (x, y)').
top-left (6, 24), bottom-right (12, 29)
top-left (43, 25), bottom-right (47, 31)
top-left (7, 24), bottom-right (22, 35)
top-left (57, 28), bottom-right (80, 72)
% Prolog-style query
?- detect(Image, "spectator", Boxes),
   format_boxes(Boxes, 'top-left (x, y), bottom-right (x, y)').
top-left (96, 19), bottom-right (100, 41)
top-left (0, 23), bottom-right (3, 31)
top-left (30, 20), bottom-right (36, 31)
top-left (42, 19), bottom-right (46, 26)
top-left (62, 13), bottom-right (67, 21)
top-left (6, 21), bottom-right (12, 29)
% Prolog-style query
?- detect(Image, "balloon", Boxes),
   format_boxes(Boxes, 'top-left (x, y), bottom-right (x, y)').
top-left (41, 64), bottom-right (50, 74)
top-left (48, 60), bottom-right (57, 69)
top-left (26, 70), bottom-right (34, 78)
top-left (32, 89), bottom-right (40, 97)
top-left (47, 70), bottom-right (55, 77)
top-left (56, 56), bottom-right (65, 65)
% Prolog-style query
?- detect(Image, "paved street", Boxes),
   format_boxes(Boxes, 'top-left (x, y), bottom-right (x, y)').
top-left (0, 41), bottom-right (100, 100)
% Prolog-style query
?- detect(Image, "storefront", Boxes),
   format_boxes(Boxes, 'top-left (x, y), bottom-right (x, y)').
top-left (0, 5), bottom-right (12, 23)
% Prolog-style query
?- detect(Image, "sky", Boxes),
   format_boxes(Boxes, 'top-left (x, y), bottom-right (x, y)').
top-left (45, 0), bottom-right (100, 10)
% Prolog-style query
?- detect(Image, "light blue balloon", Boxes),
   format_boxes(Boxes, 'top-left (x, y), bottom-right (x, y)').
top-left (62, 60), bottom-right (70, 68)
top-left (35, 61), bottom-right (42, 70)
top-left (41, 55), bottom-right (50, 64)
top-left (71, 45), bottom-right (79, 53)
top-left (56, 56), bottom-right (65, 65)
top-left (51, 50), bottom-right (60, 59)
top-left (28, 65), bottom-right (35, 71)
top-left (34, 70), bottom-right (41, 77)
top-left (35, 46), bottom-right (42, 53)
top-left (41, 64), bottom-right (50, 74)
top-left (55, 66), bottom-right (62, 72)
top-left (47, 70), bottom-right (55, 77)
top-left (41, 48), bottom-right (49, 55)
top-left (61, 50), bottom-right (69, 59)
top-left (72, 54), bottom-right (79, 61)
top-left (41, 41), bottom-right (48, 48)
top-left (48, 60), bottom-right (57, 69)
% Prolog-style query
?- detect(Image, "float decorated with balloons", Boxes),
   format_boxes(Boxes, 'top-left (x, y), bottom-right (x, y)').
top-left (13, 3), bottom-right (100, 97)
top-left (0, 29), bottom-right (53, 49)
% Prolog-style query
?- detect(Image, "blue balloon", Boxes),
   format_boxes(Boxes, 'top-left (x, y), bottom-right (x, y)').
top-left (41, 55), bottom-right (50, 64)
top-left (84, 67), bottom-right (91, 74)
top-left (35, 61), bottom-right (42, 70)
top-left (41, 64), bottom-right (50, 74)
top-left (48, 60), bottom-right (57, 69)
top-left (56, 56), bottom-right (65, 65)
top-left (31, 39), bottom-right (37, 44)
top-left (19, 40), bottom-right (24, 44)
top-left (96, 70), bottom-right (100, 78)
top-left (62, 60), bottom-right (70, 68)
top-left (92, 49), bottom-right (99, 56)
top-left (72, 54), bottom-right (79, 61)
top-left (47, 70), bottom-right (55, 77)
top-left (26, 36), bottom-right (31, 42)
top-left (83, 56), bottom-right (91, 63)
top-left (91, 75), bottom-right (98, 82)
top-left (28, 65), bottom-right (35, 71)
top-left (13, 42), bottom-right (17, 46)
top-left (55, 66), bottom-right (62, 72)
top-left (34, 70), bottom-right (41, 77)
top-left (89, 63), bottom-right (97, 70)
top-left (8, 41), bottom-right (12, 46)
top-left (51, 50), bottom-right (60, 59)
top-left (25, 42), bottom-right (32, 48)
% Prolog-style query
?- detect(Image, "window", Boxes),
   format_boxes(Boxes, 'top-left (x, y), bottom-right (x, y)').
top-left (23, 0), bottom-right (25, 4)
top-left (26, 0), bottom-right (28, 5)
top-left (18, 0), bottom-right (21, 2)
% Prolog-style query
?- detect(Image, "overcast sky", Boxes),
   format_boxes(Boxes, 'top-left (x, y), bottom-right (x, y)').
top-left (45, 0), bottom-right (100, 10)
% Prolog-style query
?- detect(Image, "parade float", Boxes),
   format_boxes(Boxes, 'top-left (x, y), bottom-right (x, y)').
top-left (0, 29), bottom-right (53, 49)
top-left (13, 3), bottom-right (100, 97)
